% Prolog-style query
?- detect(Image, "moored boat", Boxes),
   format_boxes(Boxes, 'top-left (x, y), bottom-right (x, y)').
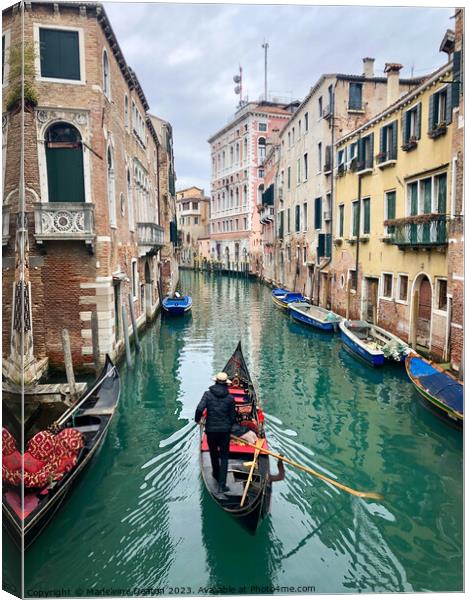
top-left (271, 289), bottom-right (305, 311)
top-left (162, 293), bottom-right (192, 315)
top-left (406, 354), bottom-right (463, 427)
top-left (339, 320), bottom-right (410, 367)
top-left (288, 302), bottom-right (341, 332)
top-left (199, 342), bottom-right (272, 533)
top-left (2, 356), bottom-right (120, 549)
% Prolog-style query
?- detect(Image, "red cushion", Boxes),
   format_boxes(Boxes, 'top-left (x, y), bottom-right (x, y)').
top-left (23, 452), bottom-right (46, 474)
top-left (56, 428), bottom-right (84, 453)
top-left (2, 428), bottom-right (17, 455)
top-left (27, 431), bottom-right (56, 460)
top-left (24, 466), bottom-right (53, 489)
top-left (2, 450), bottom-right (21, 471)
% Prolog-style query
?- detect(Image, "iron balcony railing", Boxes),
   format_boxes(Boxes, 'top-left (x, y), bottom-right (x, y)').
top-left (386, 214), bottom-right (448, 248)
top-left (33, 202), bottom-right (95, 246)
top-left (137, 222), bottom-right (165, 248)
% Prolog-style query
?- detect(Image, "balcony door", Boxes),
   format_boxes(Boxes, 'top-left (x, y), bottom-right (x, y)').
top-left (45, 121), bottom-right (85, 203)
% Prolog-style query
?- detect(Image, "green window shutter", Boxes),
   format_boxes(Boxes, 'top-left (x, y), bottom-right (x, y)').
top-left (317, 233), bottom-right (325, 257)
top-left (380, 126), bottom-right (386, 154)
top-left (325, 233), bottom-right (332, 258)
top-left (363, 198), bottom-right (370, 234)
top-left (437, 174), bottom-right (447, 213)
top-left (46, 146), bottom-right (85, 202)
top-left (416, 103), bottom-right (422, 139)
top-left (402, 112), bottom-right (408, 145)
top-left (40, 29), bottom-right (80, 80)
top-left (339, 205), bottom-right (344, 237)
top-left (428, 94), bottom-right (435, 132)
top-left (357, 138), bottom-right (364, 167)
top-left (445, 85), bottom-right (453, 124)
top-left (314, 197), bottom-right (322, 229)
top-left (391, 121), bottom-right (398, 159)
top-left (410, 183), bottom-right (418, 216)
top-left (387, 191), bottom-right (396, 220)
top-left (423, 179), bottom-right (432, 214)
top-left (352, 203), bottom-right (359, 236)
top-left (452, 51), bottom-right (461, 107)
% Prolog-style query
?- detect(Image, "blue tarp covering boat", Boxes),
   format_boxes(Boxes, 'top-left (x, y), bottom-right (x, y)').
top-left (272, 289), bottom-right (306, 310)
top-left (406, 355), bottom-right (463, 425)
top-left (162, 295), bottom-right (192, 315)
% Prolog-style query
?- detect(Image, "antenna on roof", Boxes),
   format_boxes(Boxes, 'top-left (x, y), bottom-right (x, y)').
top-left (261, 41), bottom-right (269, 101)
top-left (234, 66), bottom-right (243, 108)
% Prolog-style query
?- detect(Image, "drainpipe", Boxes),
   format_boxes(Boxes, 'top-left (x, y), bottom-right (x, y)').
top-left (315, 79), bottom-right (338, 306)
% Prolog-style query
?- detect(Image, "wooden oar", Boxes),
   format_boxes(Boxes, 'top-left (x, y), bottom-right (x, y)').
top-left (240, 437), bottom-right (264, 507)
top-left (231, 435), bottom-right (383, 501)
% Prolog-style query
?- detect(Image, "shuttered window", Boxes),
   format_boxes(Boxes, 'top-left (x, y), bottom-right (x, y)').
top-left (408, 182), bottom-right (418, 216)
top-left (349, 83), bottom-right (363, 110)
top-left (338, 205), bottom-right (344, 237)
top-left (452, 50), bottom-right (462, 108)
top-left (402, 104), bottom-right (421, 145)
top-left (295, 205), bottom-right (300, 232)
top-left (45, 122), bottom-right (84, 202)
top-left (379, 121), bottom-right (398, 161)
top-left (428, 86), bottom-right (452, 131)
top-left (421, 178), bottom-right (432, 214)
top-left (436, 174), bottom-right (447, 213)
top-left (314, 197), bottom-right (322, 230)
top-left (351, 201), bottom-right (359, 236)
top-left (362, 198), bottom-right (370, 234)
top-left (39, 28), bottom-right (80, 80)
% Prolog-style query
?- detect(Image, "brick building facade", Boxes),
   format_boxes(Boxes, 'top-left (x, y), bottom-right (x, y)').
top-left (2, 2), bottom-right (177, 380)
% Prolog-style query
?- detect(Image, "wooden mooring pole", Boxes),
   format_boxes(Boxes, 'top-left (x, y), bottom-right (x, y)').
top-left (61, 328), bottom-right (78, 402)
top-left (128, 293), bottom-right (141, 352)
top-left (121, 305), bottom-right (132, 368)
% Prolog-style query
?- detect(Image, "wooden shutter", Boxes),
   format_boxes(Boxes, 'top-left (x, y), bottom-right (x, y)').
top-left (416, 103), bottom-right (422, 139)
top-left (315, 197), bottom-right (322, 229)
top-left (445, 85), bottom-right (452, 124)
top-left (46, 146), bottom-right (85, 202)
top-left (387, 191), bottom-right (396, 220)
top-left (428, 94), bottom-right (435, 132)
top-left (391, 121), bottom-right (398, 159)
top-left (317, 233), bottom-right (325, 258)
top-left (363, 198), bottom-right (370, 234)
top-left (401, 112), bottom-right (407, 145)
top-left (452, 51), bottom-right (461, 108)
top-left (40, 28), bottom-right (80, 80)
top-left (380, 126), bottom-right (386, 154)
top-left (437, 174), bottom-right (447, 213)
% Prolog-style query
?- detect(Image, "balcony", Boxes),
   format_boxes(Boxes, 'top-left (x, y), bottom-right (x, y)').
top-left (350, 157), bottom-right (373, 175)
top-left (33, 203), bottom-right (95, 250)
top-left (3, 205), bottom-right (10, 245)
top-left (376, 151), bottom-right (397, 169)
top-left (260, 206), bottom-right (274, 225)
top-left (384, 214), bottom-right (448, 249)
top-left (137, 222), bottom-right (165, 254)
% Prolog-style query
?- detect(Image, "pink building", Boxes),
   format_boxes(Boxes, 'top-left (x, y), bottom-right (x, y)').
top-left (208, 101), bottom-right (297, 271)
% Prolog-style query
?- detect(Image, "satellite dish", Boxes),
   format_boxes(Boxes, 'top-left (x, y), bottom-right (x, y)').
top-left (234, 85), bottom-right (241, 94)
top-left (233, 75), bottom-right (241, 83)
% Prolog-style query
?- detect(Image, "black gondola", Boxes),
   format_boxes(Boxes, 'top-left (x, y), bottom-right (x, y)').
top-left (199, 342), bottom-right (272, 533)
top-left (2, 356), bottom-right (120, 549)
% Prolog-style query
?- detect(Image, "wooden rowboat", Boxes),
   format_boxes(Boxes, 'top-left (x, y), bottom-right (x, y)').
top-left (271, 289), bottom-right (305, 311)
top-left (288, 302), bottom-right (341, 332)
top-left (2, 356), bottom-right (120, 549)
top-left (406, 354), bottom-right (463, 428)
top-left (199, 342), bottom-right (272, 533)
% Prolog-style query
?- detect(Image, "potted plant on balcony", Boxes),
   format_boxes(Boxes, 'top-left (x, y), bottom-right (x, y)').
top-left (429, 121), bottom-right (447, 139)
top-left (402, 136), bottom-right (418, 151)
top-left (6, 42), bottom-right (38, 114)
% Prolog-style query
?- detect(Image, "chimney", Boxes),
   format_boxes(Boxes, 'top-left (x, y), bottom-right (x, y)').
top-left (363, 57), bottom-right (375, 78)
top-left (384, 63), bottom-right (403, 106)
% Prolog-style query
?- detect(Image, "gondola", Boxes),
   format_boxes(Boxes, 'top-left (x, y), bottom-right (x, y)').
top-left (2, 356), bottom-right (120, 549)
top-left (162, 294), bottom-right (192, 315)
top-left (199, 342), bottom-right (272, 533)
top-left (405, 354), bottom-right (463, 428)
top-left (288, 302), bottom-right (341, 332)
top-left (271, 289), bottom-right (305, 311)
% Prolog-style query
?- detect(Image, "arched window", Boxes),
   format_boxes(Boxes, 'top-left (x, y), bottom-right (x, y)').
top-left (45, 121), bottom-right (85, 203)
top-left (235, 187), bottom-right (239, 206)
top-left (243, 184), bottom-right (247, 205)
top-left (107, 145), bottom-right (116, 227)
top-left (244, 138), bottom-right (248, 162)
top-left (258, 137), bottom-right (266, 162)
top-left (103, 49), bottom-right (110, 98)
top-left (230, 189), bottom-right (234, 207)
top-left (258, 184), bottom-right (264, 205)
top-left (127, 168), bottom-right (135, 231)
top-left (124, 94), bottom-right (129, 128)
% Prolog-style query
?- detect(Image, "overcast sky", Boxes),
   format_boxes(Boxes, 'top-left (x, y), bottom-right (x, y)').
top-left (104, 2), bottom-right (454, 193)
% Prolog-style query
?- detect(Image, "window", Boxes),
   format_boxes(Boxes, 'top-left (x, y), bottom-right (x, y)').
top-left (351, 201), bottom-right (359, 236)
top-left (362, 197), bottom-right (370, 235)
top-left (382, 273), bottom-right (393, 299)
top-left (131, 260), bottom-right (138, 299)
top-left (304, 112), bottom-right (309, 132)
top-left (428, 86), bottom-right (451, 132)
top-left (378, 121), bottom-right (398, 162)
top-left (436, 279), bottom-right (448, 311)
top-left (348, 142), bottom-right (357, 167)
top-left (338, 204), bottom-right (344, 237)
top-left (287, 208), bottom-right (291, 233)
top-left (317, 142), bottom-right (322, 172)
top-left (258, 137), bottom-right (266, 162)
top-left (288, 132), bottom-right (291, 147)
top-left (235, 218), bottom-right (239, 230)
top-left (435, 173), bottom-right (447, 213)
top-left (358, 133), bottom-right (374, 170)
top-left (127, 169), bottom-right (134, 231)
top-left (314, 197), bottom-right (322, 230)
top-left (303, 153), bottom-right (308, 181)
top-left (182, 202), bottom-right (190, 210)
top-left (287, 167), bottom-right (291, 190)
top-left (303, 202), bottom-right (308, 232)
top-left (295, 205), bottom-right (301, 232)
top-left (349, 269), bottom-right (357, 291)
top-left (318, 96), bottom-right (323, 118)
top-left (384, 190), bottom-right (396, 235)
top-left (243, 185), bottom-right (247, 204)
top-left (132, 101), bottom-right (146, 146)
top-left (297, 158), bottom-right (301, 184)
top-left (45, 122), bottom-right (85, 203)
top-left (398, 275), bottom-right (408, 302)
top-left (230, 146), bottom-right (234, 165)
top-left (192, 201), bottom-right (198, 210)
top-left (244, 217), bottom-right (247, 230)
top-left (298, 120), bottom-right (302, 139)
top-left (349, 82), bottom-right (363, 110)
top-left (2, 30), bottom-right (10, 85)
top-left (103, 49), bottom-right (110, 98)
top-left (324, 145), bottom-right (332, 172)
top-left (402, 103), bottom-right (421, 146)
top-left (39, 27), bottom-right (81, 81)
top-left (259, 122), bottom-right (267, 132)
top-left (243, 138), bottom-right (248, 161)
top-left (124, 94), bottom-right (129, 128)
top-left (194, 217), bottom-right (199, 225)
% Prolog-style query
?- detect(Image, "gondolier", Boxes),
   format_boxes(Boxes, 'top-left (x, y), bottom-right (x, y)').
top-left (195, 372), bottom-right (237, 493)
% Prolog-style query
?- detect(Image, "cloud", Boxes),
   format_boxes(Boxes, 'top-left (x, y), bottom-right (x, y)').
top-left (104, 2), bottom-right (453, 194)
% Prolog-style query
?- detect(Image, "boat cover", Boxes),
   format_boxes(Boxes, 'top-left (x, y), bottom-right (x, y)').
top-left (408, 357), bottom-right (463, 414)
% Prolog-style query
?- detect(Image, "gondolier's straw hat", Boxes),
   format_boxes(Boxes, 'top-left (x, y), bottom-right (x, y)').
top-left (212, 372), bottom-right (232, 384)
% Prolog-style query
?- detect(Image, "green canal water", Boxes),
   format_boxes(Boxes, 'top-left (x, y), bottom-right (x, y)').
top-left (8, 271), bottom-right (464, 594)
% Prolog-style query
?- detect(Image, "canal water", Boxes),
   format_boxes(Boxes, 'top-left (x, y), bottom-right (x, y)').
top-left (17, 271), bottom-right (463, 594)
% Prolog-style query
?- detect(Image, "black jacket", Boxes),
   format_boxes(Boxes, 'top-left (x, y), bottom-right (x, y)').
top-left (195, 383), bottom-right (237, 433)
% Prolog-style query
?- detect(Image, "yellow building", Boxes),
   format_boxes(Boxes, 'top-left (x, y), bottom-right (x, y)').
top-left (331, 61), bottom-right (457, 359)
